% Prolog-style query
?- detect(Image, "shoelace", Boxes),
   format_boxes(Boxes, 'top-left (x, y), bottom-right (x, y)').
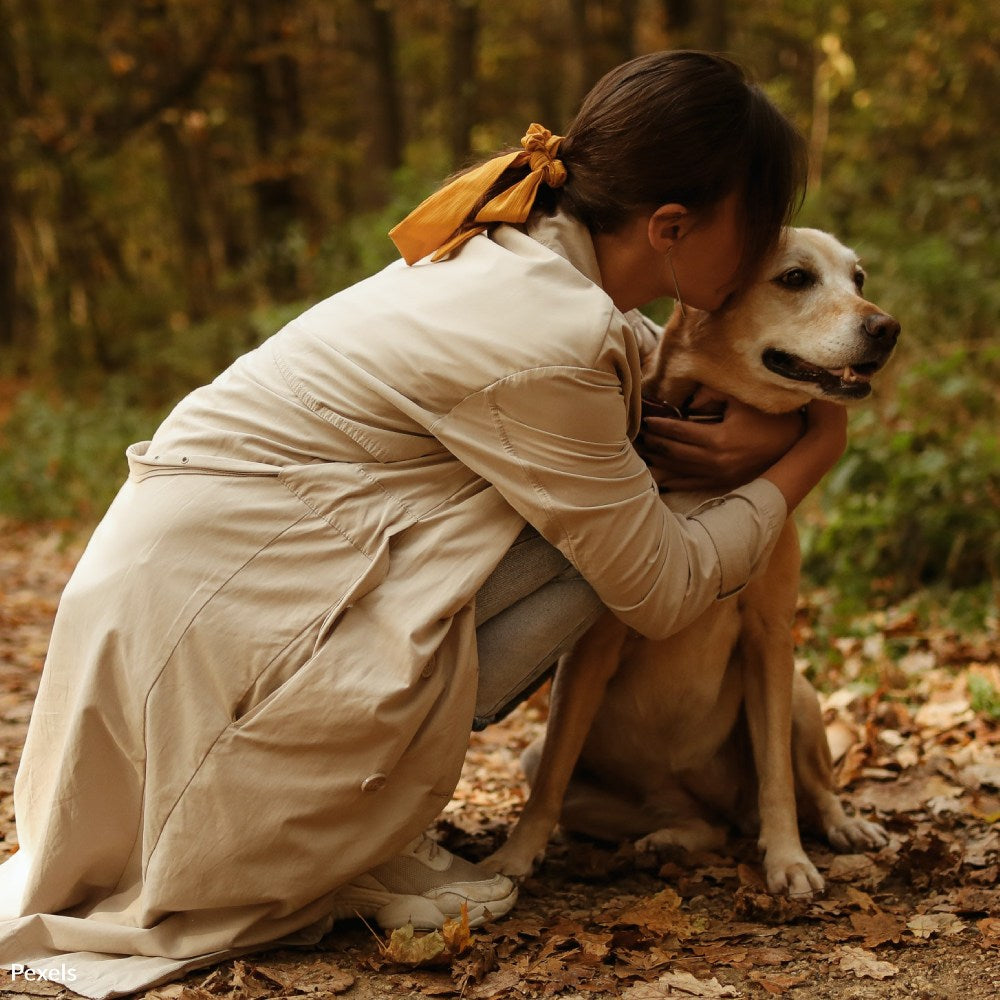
top-left (408, 833), bottom-right (442, 864)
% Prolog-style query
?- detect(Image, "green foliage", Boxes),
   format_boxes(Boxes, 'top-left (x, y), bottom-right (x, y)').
top-left (968, 674), bottom-right (1000, 721)
top-left (800, 345), bottom-right (1000, 600)
top-left (0, 388), bottom-right (163, 522)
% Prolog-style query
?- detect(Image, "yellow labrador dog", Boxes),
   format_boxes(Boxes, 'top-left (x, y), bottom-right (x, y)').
top-left (485, 228), bottom-right (896, 897)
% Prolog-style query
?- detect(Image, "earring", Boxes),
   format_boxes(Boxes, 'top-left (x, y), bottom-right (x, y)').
top-left (666, 248), bottom-right (687, 319)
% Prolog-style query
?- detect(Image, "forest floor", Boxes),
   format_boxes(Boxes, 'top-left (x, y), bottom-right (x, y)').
top-left (1, 519), bottom-right (998, 1000)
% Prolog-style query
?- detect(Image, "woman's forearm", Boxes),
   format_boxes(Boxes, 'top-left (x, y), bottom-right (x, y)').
top-left (759, 400), bottom-right (848, 512)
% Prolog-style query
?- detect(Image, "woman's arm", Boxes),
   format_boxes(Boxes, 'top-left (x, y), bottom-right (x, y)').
top-left (431, 367), bottom-right (788, 640)
top-left (759, 400), bottom-right (847, 511)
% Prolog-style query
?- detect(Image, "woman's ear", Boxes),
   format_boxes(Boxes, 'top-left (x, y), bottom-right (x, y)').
top-left (648, 203), bottom-right (689, 253)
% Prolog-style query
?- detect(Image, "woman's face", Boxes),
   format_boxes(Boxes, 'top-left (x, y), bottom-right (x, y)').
top-left (667, 191), bottom-right (747, 312)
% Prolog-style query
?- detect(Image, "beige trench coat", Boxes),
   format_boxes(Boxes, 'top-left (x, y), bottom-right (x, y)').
top-left (0, 212), bottom-right (786, 997)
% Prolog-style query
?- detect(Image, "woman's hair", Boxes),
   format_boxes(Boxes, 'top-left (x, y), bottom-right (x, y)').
top-left (475, 51), bottom-right (808, 287)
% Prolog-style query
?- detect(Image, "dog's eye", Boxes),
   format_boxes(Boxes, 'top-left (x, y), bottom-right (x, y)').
top-left (853, 269), bottom-right (866, 293)
top-left (776, 268), bottom-right (814, 289)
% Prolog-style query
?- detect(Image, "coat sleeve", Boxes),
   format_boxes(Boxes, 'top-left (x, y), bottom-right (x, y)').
top-left (430, 361), bottom-right (787, 641)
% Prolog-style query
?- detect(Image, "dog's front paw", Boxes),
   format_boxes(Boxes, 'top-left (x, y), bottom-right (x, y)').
top-left (764, 852), bottom-right (825, 898)
top-left (480, 840), bottom-right (543, 880)
top-left (827, 818), bottom-right (889, 853)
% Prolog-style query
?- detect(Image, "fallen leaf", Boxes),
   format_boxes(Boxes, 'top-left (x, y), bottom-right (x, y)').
top-left (977, 917), bottom-right (1000, 948)
top-left (952, 886), bottom-right (1000, 915)
top-left (466, 967), bottom-right (524, 998)
top-left (747, 971), bottom-right (809, 995)
top-left (383, 924), bottom-right (447, 966)
top-left (843, 885), bottom-right (878, 912)
top-left (441, 902), bottom-right (473, 955)
top-left (836, 945), bottom-right (899, 980)
top-left (849, 909), bottom-right (905, 947)
top-left (621, 970), bottom-right (740, 997)
top-left (617, 887), bottom-right (694, 938)
top-left (825, 853), bottom-right (882, 885)
top-left (454, 942), bottom-right (499, 990)
top-left (732, 870), bottom-right (807, 925)
top-left (907, 912), bottom-right (967, 938)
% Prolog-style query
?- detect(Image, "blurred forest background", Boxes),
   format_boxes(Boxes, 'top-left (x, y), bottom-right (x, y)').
top-left (0, 0), bottom-right (997, 625)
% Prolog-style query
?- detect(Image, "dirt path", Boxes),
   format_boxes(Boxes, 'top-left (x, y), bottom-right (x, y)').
top-left (1, 520), bottom-right (998, 1000)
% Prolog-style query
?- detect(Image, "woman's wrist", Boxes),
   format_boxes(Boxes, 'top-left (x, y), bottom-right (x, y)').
top-left (759, 400), bottom-right (847, 511)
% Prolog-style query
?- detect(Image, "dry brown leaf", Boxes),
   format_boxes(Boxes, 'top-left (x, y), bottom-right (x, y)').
top-left (621, 970), bottom-right (741, 998)
top-left (825, 853), bottom-right (881, 885)
top-left (617, 887), bottom-right (694, 939)
top-left (383, 924), bottom-right (447, 966)
top-left (747, 971), bottom-right (810, 995)
top-left (732, 869), bottom-right (807, 925)
top-left (906, 912), bottom-right (967, 938)
top-left (466, 966), bottom-right (525, 998)
top-left (849, 909), bottom-right (905, 947)
top-left (953, 886), bottom-right (1000, 915)
top-left (441, 902), bottom-right (473, 955)
top-left (977, 917), bottom-right (1000, 948)
top-left (454, 941), bottom-right (499, 990)
top-left (843, 885), bottom-right (878, 912)
top-left (836, 945), bottom-right (899, 980)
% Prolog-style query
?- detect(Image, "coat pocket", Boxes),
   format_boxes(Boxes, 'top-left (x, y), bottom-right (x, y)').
top-left (127, 440), bottom-right (283, 480)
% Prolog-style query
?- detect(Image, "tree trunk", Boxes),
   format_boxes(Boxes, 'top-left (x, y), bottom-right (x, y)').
top-left (0, 0), bottom-right (27, 358)
top-left (243, 0), bottom-right (310, 295)
top-left (156, 117), bottom-right (217, 321)
top-left (663, 0), bottom-right (695, 31)
top-left (569, 0), bottom-right (638, 99)
top-left (702, 0), bottom-right (728, 52)
top-left (604, 0), bottom-right (637, 65)
top-left (448, 0), bottom-right (479, 168)
top-left (357, 0), bottom-right (404, 176)
top-left (568, 0), bottom-right (594, 103)
top-left (0, 98), bottom-right (18, 354)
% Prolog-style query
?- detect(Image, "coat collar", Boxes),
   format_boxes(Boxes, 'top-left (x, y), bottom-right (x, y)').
top-left (524, 210), bottom-right (604, 289)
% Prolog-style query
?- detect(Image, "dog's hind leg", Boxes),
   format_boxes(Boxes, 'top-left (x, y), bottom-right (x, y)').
top-left (483, 611), bottom-right (629, 878)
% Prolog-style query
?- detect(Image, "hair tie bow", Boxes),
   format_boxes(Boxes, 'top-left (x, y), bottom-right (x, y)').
top-left (389, 124), bottom-right (567, 265)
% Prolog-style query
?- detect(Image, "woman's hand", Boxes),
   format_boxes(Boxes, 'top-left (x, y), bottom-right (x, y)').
top-left (639, 388), bottom-right (806, 492)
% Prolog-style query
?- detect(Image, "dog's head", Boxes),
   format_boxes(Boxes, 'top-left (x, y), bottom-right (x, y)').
top-left (648, 228), bottom-right (900, 413)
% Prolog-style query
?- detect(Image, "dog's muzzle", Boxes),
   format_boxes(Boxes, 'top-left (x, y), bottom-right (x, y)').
top-left (763, 312), bottom-right (900, 400)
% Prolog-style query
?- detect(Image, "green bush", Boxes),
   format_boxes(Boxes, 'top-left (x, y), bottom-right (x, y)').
top-left (800, 346), bottom-right (1000, 601)
top-left (0, 387), bottom-right (164, 522)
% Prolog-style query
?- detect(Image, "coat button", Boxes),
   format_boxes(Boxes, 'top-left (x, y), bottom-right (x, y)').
top-left (361, 772), bottom-right (387, 793)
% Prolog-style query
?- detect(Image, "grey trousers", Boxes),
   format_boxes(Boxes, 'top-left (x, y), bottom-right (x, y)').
top-left (472, 527), bottom-right (604, 730)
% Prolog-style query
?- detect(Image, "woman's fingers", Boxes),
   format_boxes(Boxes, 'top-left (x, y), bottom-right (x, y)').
top-left (639, 398), bottom-right (806, 492)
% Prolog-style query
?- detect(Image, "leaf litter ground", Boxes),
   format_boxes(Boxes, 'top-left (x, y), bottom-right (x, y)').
top-left (1, 520), bottom-right (998, 1000)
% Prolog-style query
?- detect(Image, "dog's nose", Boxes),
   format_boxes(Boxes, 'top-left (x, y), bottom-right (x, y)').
top-left (862, 312), bottom-right (900, 344)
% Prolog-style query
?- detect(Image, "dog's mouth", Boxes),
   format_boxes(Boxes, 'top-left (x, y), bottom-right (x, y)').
top-left (762, 349), bottom-right (886, 399)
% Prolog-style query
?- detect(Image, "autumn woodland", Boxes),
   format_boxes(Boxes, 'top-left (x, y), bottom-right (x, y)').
top-left (1, 1), bottom-right (999, 998)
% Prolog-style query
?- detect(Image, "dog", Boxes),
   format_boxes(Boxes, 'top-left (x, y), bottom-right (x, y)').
top-left (483, 228), bottom-right (897, 897)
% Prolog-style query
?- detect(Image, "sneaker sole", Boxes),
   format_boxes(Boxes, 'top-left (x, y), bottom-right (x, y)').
top-left (330, 882), bottom-right (518, 930)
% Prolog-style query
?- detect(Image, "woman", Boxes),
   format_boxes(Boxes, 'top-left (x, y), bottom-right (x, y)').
top-left (0, 51), bottom-right (840, 997)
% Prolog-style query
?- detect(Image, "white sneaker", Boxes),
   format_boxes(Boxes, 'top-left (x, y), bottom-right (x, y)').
top-left (330, 833), bottom-right (517, 930)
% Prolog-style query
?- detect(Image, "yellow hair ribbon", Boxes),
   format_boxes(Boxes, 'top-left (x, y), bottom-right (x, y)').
top-left (389, 124), bottom-right (566, 265)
